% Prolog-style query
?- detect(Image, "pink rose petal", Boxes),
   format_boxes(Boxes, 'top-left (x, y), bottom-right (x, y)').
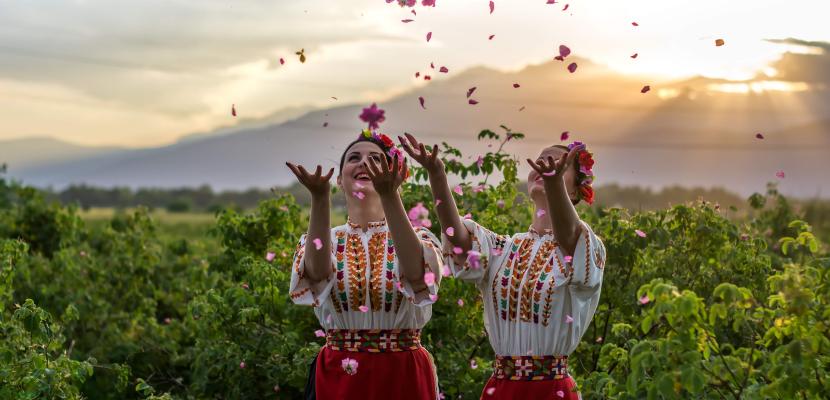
top-left (491, 248), bottom-right (503, 257)
top-left (314, 329), bottom-right (326, 337)
top-left (424, 271), bottom-right (436, 286)
top-left (564, 255), bottom-right (573, 263)
top-left (775, 170), bottom-right (785, 179)
top-left (231, 104), bottom-right (237, 117)
top-left (559, 44), bottom-right (571, 59)
top-left (565, 315), bottom-right (573, 323)
top-left (441, 265), bottom-right (451, 277)
top-left (239, 361), bottom-right (246, 369)
top-left (631, 53), bottom-right (638, 59)
top-left (519, 106), bottom-right (526, 111)
top-left (639, 294), bottom-right (650, 305)
top-left (468, 99), bottom-right (479, 105)
top-left (546, 0), bottom-right (557, 3)
top-left (424, 75), bottom-right (431, 80)
top-left (439, 66), bottom-right (449, 73)
top-left (266, 251), bottom-right (276, 262)
top-left (755, 133), bottom-right (764, 139)
top-left (632, 21), bottom-right (639, 26)
top-left (635, 229), bottom-right (647, 238)
top-left (419, 96), bottom-right (426, 109)
top-left (341, 358), bottom-right (358, 375)
top-left (486, 387), bottom-right (496, 396)
top-left (567, 62), bottom-right (578, 73)
top-left (435, 199), bottom-right (442, 206)
top-left (560, 131), bottom-right (569, 141)
top-left (466, 87), bottom-right (477, 98)
top-left (279, 58), bottom-right (285, 65)
top-left (536, 209), bottom-right (546, 218)
top-left (453, 185), bottom-right (463, 195)
top-left (426, 31), bottom-right (432, 42)
top-left (489, 1), bottom-right (494, 14)
top-left (457, 299), bottom-right (464, 307)
top-left (557, 390), bottom-right (565, 398)
top-left (353, 191), bottom-right (365, 200)
top-left (401, 19), bottom-right (414, 23)
top-left (453, 246), bottom-right (463, 255)
top-left (313, 238), bottom-right (323, 250)
top-left (562, 3), bottom-right (569, 11)
top-left (429, 294), bottom-right (439, 302)
top-left (415, 71), bottom-right (420, 78)
top-left (641, 85), bottom-right (651, 93)
top-left (488, 34), bottom-right (495, 40)
top-left (513, 83), bottom-right (520, 88)
top-left (358, 305), bottom-right (369, 313)
top-left (446, 227), bottom-right (455, 237)
top-left (467, 250), bottom-right (482, 269)
top-left (470, 359), bottom-right (479, 369)
top-left (430, 62), bottom-right (435, 69)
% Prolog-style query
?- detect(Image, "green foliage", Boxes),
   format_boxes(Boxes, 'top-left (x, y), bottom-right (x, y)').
top-left (1, 131), bottom-right (828, 399)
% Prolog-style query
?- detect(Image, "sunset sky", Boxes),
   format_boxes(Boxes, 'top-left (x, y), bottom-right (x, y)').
top-left (1, 0), bottom-right (828, 147)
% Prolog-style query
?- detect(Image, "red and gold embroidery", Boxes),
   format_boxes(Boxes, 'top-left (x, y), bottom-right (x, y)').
top-left (333, 231), bottom-right (347, 312)
top-left (326, 329), bottom-right (422, 352)
top-left (368, 231), bottom-right (386, 311)
top-left (507, 238), bottom-right (534, 321)
top-left (520, 240), bottom-right (556, 323)
top-left (493, 355), bottom-right (569, 381)
top-left (346, 233), bottom-right (367, 310)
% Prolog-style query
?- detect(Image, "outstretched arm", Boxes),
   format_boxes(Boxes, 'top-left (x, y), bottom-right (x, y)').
top-left (399, 134), bottom-right (472, 255)
top-left (365, 155), bottom-right (429, 291)
top-left (526, 145), bottom-right (585, 256)
top-left (286, 163), bottom-right (333, 282)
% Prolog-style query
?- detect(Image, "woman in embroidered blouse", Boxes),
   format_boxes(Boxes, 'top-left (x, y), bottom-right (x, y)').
top-left (286, 117), bottom-right (442, 400)
top-left (400, 133), bottom-right (605, 400)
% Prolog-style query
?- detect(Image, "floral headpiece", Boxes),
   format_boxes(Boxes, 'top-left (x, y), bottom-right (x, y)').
top-left (358, 103), bottom-right (409, 180)
top-left (567, 141), bottom-right (595, 205)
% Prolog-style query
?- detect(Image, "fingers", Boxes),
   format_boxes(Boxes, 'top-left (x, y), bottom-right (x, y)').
top-left (417, 143), bottom-right (428, 160)
top-left (365, 158), bottom-right (380, 178)
top-left (526, 158), bottom-right (544, 174)
top-left (399, 136), bottom-right (417, 158)
top-left (323, 168), bottom-right (335, 181)
top-left (286, 162), bottom-right (305, 182)
top-left (390, 155), bottom-right (399, 182)
top-left (313, 165), bottom-right (322, 178)
top-left (404, 132), bottom-right (419, 148)
top-left (429, 144), bottom-right (439, 163)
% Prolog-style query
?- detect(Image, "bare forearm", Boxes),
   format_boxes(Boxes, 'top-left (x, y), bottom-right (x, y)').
top-left (379, 193), bottom-right (427, 286)
top-left (428, 167), bottom-right (472, 252)
top-left (304, 193), bottom-right (332, 282)
top-left (543, 178), bottom-right (582, 255)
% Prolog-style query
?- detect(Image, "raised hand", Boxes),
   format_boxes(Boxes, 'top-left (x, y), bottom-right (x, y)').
top-left (399, 133), bottom-right (443, 173)
top-left (526, 144), bottom-right (584, 181)
top-left (285, 162), bottom-right (334, 196)
top-left (364, 155), bottom-right (407, 196)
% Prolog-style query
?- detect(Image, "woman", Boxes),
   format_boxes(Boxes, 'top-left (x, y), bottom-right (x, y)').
top-left (286, 105), bottom-right (442, 400)
top-left (400, 133), bottom-right (605, 399)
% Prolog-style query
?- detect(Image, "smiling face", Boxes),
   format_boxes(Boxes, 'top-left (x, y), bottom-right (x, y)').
top-left (527, 145), bottom-right (580, 203)
top-left (337, 141), bottom-right (387, 196)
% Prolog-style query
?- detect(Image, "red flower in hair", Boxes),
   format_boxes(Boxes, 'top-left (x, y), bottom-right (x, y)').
top-left (578, 151), bottom-right (594, 170)
top-left (579, 185), bottom-right (595, 205)
top-left (377, 133), bottom-right (395, 149)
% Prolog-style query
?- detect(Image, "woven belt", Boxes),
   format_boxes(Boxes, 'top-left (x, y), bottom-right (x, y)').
top-left (493, 355), bottom-right (569, 380)
top-left (325, 329), bottom-right (422, 353)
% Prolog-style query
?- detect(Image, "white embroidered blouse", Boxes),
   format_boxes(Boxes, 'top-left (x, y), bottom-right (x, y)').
top-left (445, 219), bottom-right (606, 357)
top-left (290, 219), bottom-right (443, 330)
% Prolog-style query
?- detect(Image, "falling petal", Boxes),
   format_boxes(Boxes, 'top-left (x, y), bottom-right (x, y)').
top-left (632, 21), bottom-right (639, 26)
top-left (471, 359), bottom-right (479, 369)
top-left (488, 34), bottom-right (495, 40)
top-left (715, 38), bottom-right (725, 47)
top-left (279, 57), bottom-right (285, 65)
top-left (453, 246), bottom-right (463, 255)
top-left (424, 271), bottom-right (436, 285)
top-left (313, 238), bottom-right (323, 250)
top-left (315, 329), bottom-right (326, 337)
top-left (492, 248), bottom-right (503, 256)
top-left (419, 96), bottom-right (426, 109)
top-left (776, 170), bottom-right (785, 179)
top-left (755, 133), bottom-right (764, 139)
top-left (463, 213), bottom-right (472, 219)
top-left (639, 295), bottom-right (650, 305)
top-left (562, 4), bottom-right (569, 11)
top-left (477, 155), bottom-right (484, 168)
top-left (331, 96), bottom-right (338, 100)
top-left (635, 229), bottom-right (647, 238)
top-left (513, 83), bottom-right (520, 88)
top-left (468, 99), bottom-right (479, 105)
top-left (560, 131), bottom-right (569, 141)
top-left (240, 361), bottom-right (246, 369)
top-left (558, 44), bottom-right (571, 59)
top-left (439, 66), bottom-right (449, 73)
top-left (402, 19), bottom-right (414, 23)
top-left (546, 0), bottom-right (556, 3)
top-left (564, 255), bottom-right (573, 263)
top-left (415, 72), bottom-right (420, 78)
top-left (426, 31), bottom-right (432, 42)
top-left (353, 191), bottom-right (366, 200)
top-left (266, 251), bottom-right (276, 262)
top-left (430, 62), bottom-right (435, 69)
top-left (441, 265), bottom-right (451, 277)
top-left (631, 53), bottom-right (638, 59)
top-left (359, 305), bottom-right (369, 313)
top-left (596, 336), bottom-right (603, 343)
top-left (429, 293), bottom-right (439, 302)
top-left (486, 387), bottom-right (496, 396)
top-left (467, 87), bottom-right (477, 98)
top-left (446, 227), bottom-right (455, 237)
top-left (231, 104), bottom-right (237, 117)
top-left (557, 390), bottom-right (565, 398)
top-left (641, 85), bottom-right (651, 93)
top-left (565, 315), bottom-right (574, 323)
top-left (457, 299), bottom-right (464, 307)
top-left (518, 106), bottom-right (526, 111)
top-left (489, 1), bottom-right (494, 14)
top-left (424, 75), bottom-right (431, 80)
top-left (453, 185), bottom-right (464, 195)
top-left (536, 209), bottom-right (546, 218)
top-left (543, 170), bottom-right (556, 176)
top-left (341, 358), bottom-right (359, 375)
top-left (435, 199), bottom-right (442, 206)
top-left (567, 62), bottom-right (578, 73)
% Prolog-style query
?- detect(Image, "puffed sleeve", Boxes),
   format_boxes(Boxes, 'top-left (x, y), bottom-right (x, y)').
top-left (288, 233), bottom-right (336, 307)
top-left (442, 219), bottom-right (508, 285)
top-left (397, 227), bottom-right (444, 307)
top-left (567, 221), bottom-right (606, 289)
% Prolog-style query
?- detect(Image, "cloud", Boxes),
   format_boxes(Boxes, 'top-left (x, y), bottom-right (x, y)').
top-left (764, 38), bottom-right (830, 83)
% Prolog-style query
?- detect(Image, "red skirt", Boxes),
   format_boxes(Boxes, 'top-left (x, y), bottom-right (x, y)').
top-left (479, 355), bottom-right (579, 400)
top-left (314, 329), bottom-right (437, 400)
